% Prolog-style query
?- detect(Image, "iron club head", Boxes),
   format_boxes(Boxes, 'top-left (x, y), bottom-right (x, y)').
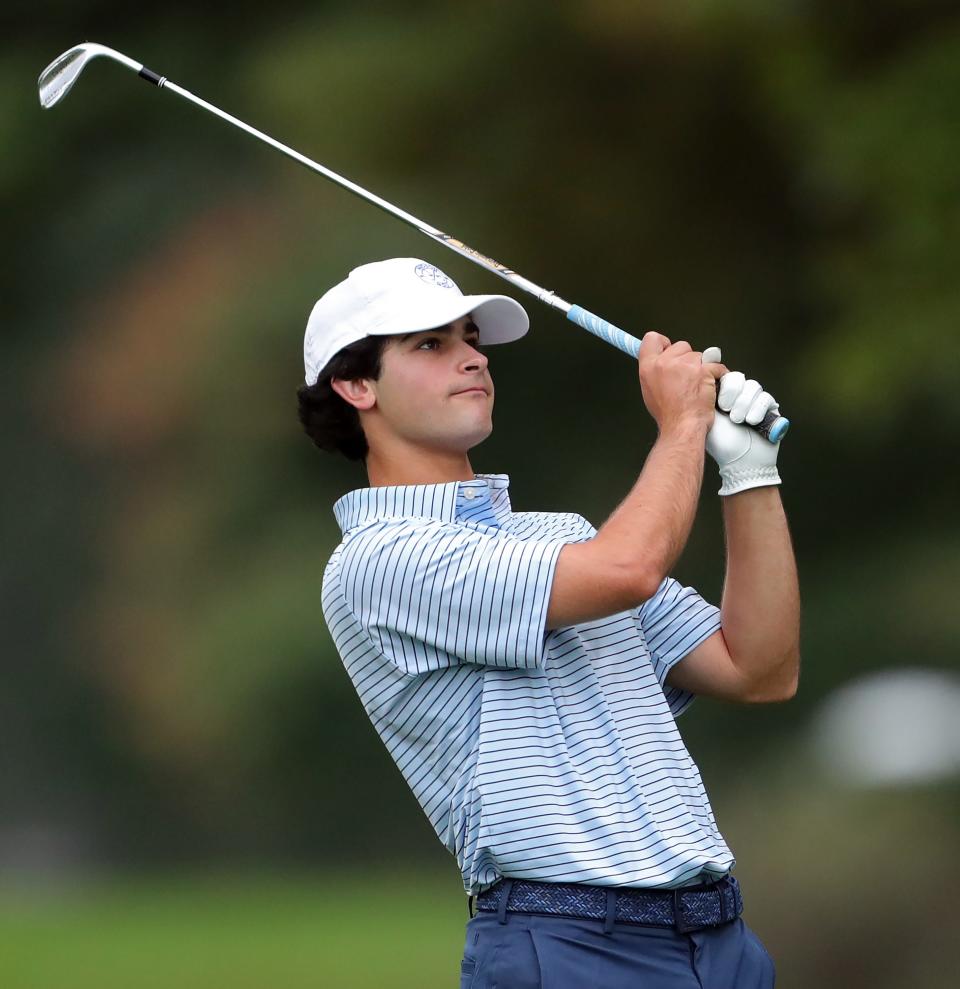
top-left (38, 42), bottom-right (143, 109)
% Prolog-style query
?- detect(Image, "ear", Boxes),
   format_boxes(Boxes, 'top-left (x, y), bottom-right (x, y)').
top-left (331, 376), bottom-right (377, 412)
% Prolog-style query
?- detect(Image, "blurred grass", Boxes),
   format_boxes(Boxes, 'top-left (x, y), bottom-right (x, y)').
top-left (1, 777), bottom-right (958, 989)
top-left (0, 869), bottom-right (466, 989)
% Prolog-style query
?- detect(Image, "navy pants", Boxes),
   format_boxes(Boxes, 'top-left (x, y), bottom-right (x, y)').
top-left (460, 911), bottom-right (776, 988)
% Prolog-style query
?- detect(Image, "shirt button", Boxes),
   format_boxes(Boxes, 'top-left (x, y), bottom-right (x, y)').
top-left (464, 489), bottom-right (477, 500)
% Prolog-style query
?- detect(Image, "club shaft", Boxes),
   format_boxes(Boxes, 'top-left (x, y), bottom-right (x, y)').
top-left (145, 66), bottom-right (788, 442)
top-left (159, 78), bottom-right (572, 310)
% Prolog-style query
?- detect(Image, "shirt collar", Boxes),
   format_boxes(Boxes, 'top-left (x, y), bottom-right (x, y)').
top-left (333, 472), bottom-right (513, 535)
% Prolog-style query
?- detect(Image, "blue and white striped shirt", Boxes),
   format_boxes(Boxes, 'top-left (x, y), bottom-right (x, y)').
top-left (322, 473), bottom-right (734, 894)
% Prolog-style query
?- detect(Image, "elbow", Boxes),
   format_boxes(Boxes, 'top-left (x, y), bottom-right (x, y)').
top-left (762, 674), bottom-right (799, 703)
top-left (604, 557), bottom-right (662, 609)
top-left (742, 651), bottom-right (800, 704)
top-left (589, 534), bottom-right (664, 607)
top-left (629, 564), bottom-right (665, 606)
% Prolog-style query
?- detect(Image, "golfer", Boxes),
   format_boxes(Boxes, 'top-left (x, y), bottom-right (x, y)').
top-left (298, 258), bottom-right (799, 988)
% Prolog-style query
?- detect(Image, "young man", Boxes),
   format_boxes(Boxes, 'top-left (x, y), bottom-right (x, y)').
top-left (298, 257), bottom-right (799, 988)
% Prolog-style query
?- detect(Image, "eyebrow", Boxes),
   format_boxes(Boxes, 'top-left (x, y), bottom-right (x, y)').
top-left (399, 320), bottom-right (481, 344)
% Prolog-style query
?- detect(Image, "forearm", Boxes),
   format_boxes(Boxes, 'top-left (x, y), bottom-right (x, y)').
top-left (594, 422), bottom-right (707, 595)
top-left (720, 486), bottom-right (800, 698)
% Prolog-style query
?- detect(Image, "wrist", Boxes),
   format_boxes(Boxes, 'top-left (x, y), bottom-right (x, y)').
top-left (658, 416), bottom-right (710, 444)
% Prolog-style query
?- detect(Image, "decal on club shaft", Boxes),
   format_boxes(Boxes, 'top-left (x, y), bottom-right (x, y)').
top-left (439, 236), bottom-right (515, 275)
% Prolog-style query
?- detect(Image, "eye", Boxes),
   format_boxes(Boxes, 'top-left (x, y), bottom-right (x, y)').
top-left (415, 335), bottom-right (483, 351)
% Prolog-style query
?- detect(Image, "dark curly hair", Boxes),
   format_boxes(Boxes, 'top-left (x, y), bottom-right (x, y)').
top-left (296, 335), bottom-right (391, 461)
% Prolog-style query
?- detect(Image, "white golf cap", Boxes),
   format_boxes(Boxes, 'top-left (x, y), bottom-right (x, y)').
top-left (303, 258), bottom-right (529, 385)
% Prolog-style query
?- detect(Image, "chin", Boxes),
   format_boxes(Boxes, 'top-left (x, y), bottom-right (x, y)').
top-left (467, 421), bottom-right (494, 448)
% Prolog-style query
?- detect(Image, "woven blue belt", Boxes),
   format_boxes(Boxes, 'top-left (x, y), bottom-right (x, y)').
top-left (474, 875), bottom-right (743, 934)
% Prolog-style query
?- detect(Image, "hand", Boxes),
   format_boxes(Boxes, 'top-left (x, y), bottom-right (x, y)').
top-left (701, 351), bottom-right (782, 496)
top-left (638, 332), bottom-right (725, 436)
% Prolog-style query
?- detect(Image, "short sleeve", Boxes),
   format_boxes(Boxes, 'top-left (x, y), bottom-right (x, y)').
top-left (638, 578), bottom-right (722, 717)
top-left (338, 519), bottom-right (565, 674)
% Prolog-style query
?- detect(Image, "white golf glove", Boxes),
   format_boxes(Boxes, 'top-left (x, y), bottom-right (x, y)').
top-left (701, 347), bottom-right (782, 497)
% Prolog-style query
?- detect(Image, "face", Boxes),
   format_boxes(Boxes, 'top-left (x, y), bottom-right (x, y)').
top-left (366, 315), bottom-right (494, 455)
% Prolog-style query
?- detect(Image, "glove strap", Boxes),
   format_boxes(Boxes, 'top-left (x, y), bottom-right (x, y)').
top-left (718, 465), bottom-right (782, 497)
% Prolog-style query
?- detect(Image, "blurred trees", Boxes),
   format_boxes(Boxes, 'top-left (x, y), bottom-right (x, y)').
top-left (4, 0), bottom-right (958, 889)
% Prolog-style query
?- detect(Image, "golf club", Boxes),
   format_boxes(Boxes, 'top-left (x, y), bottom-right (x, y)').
top-left (39, 41), bottom-right (789, 442)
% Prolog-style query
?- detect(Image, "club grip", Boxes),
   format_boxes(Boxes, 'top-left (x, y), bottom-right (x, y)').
top-left (565, 305), bottom-right (790, 444)
top-left (566, 304), bottom-right (642, 358)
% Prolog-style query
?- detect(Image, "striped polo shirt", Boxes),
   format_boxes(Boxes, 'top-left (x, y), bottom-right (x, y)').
top-left (322, 472), bottom-right (734, 894)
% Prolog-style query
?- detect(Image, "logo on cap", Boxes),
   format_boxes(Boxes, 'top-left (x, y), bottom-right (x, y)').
top-left (414, 263), bottom-right (457, 290)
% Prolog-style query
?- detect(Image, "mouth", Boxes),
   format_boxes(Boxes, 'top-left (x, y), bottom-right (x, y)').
top-left (452, 387), bottom-right (488, 396)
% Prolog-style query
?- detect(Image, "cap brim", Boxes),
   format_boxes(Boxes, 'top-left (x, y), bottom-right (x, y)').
top-left (371, 293), bottom-right (529, 345)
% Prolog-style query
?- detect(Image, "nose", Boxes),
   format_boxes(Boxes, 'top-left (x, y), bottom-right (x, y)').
top-left (459, 340), bottom-right (488, 373)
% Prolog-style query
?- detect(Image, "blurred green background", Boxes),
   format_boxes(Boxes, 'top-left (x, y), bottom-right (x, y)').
top-left (4, 1), bottom-right (959, 986)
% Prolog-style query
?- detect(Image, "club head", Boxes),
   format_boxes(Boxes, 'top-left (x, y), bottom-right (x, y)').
top-left (38, 42), bottom-right (142, 109)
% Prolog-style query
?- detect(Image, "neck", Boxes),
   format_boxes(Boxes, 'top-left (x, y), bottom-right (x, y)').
top-left (365, 442), bottom-right (476, 488)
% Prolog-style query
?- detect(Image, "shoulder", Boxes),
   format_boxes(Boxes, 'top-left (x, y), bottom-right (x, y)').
top-left (333, 515), bottom-right (520, 576)
top-left (508, 510), bottom-right (596, 542)
top-left (332, 516), bottom-right (447, 566)
top-left (324, 518), bottom-right (427, 578)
